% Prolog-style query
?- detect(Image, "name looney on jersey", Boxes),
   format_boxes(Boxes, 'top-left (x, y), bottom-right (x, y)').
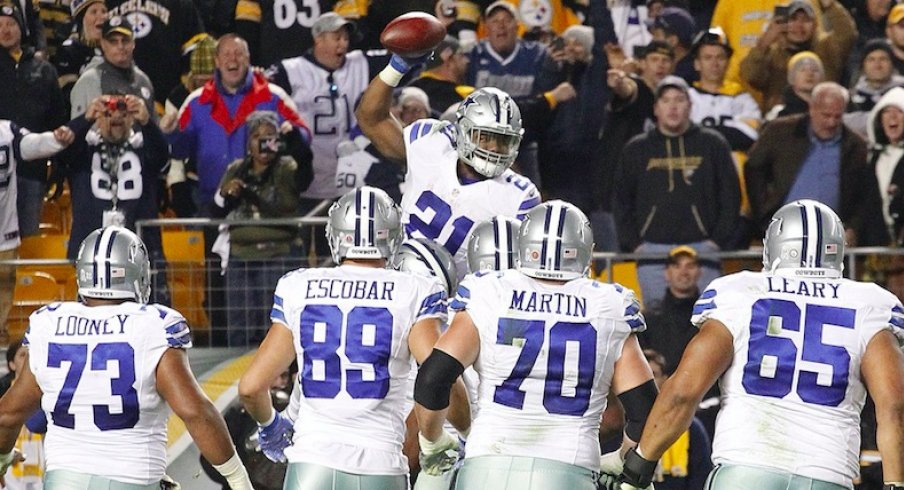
top-left (55, 315), bottom-right (130, 336)
top-left (766, 277), bottom-right (840, 299)
top-left (305, 279), bottom-right (396, 301)
top-left (509, 290), bottom-right (587, 317)
top-left (109, 0), bottom-right (170, 25)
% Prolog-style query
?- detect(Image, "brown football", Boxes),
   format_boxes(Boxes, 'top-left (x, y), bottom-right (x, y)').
top-left (380, 12), bottom-right (447, 58)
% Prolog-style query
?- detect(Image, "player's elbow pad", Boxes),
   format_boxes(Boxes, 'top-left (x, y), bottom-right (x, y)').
top-left (414, 349), bottom-right (465, 411)
top-left (618, 379), bottom-right (658, 442)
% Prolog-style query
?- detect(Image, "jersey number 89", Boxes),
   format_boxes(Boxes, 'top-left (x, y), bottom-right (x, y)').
top-left (299, 304), bottom-right (393, 399)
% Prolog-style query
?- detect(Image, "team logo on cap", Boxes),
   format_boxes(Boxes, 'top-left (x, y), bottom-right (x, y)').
top-left (109, 15), bottom-right (123, 26)
top-left (0, 6), bottom-right (13, 16)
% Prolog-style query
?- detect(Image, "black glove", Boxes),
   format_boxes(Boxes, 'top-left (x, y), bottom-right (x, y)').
top-left (620, 447), bottom-right (657, 489)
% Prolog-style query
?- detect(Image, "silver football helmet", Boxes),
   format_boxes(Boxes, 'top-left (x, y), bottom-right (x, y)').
top-left (456, 87), bottom-right (524, 178)
top-left (392, 238), bottom-right (458, 295)
top-left (763, 199), bottom-right (845, 276)
top-left (467, 216), bottom-right (520, 273)
top-left (76, 226), bottom-right (151, 303)
top-left (518, 201), bottom-right (594, 281)
top-left (326, 186), bottom-right (403, 264)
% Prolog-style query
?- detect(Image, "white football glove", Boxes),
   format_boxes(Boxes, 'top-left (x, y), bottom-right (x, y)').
top-left (0, 448), bottom-right (22, 475)
top-left (599, 450), bottom-right (624, 475)
top-left (418, 431), bottom-right (460, 476)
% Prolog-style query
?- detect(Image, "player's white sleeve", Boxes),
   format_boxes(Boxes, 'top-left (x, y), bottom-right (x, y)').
top-left (150, 304), bottom-right (193, 349)
top-left (614, 283), bottom-right (646, 334)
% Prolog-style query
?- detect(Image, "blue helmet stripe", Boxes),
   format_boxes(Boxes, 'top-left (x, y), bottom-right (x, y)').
top-left (354, 188), bottom-right (362, 245)
top-left (814, 207), bottom-right (824, 267)
top-left (540, 205), bottom-right (553, 269)
top-left (504, 220), bottom-right (515, 269)
top-left (554, 206), bottom-right (566, 270)
top-left (798, 204), bottom-right (809, 267)
top-left (493, 218), bottom-right (501, 271)
top-left (368, 188), bottom-right (376, 247)
top-left (92, 228), bottom-right (103, 287)
top-left (103, 229), bottom-right (118, 289)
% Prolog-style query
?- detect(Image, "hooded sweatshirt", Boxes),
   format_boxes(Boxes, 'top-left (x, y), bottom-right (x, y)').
top-left (866, 86), bottom-right (904, 238)
top-left (844, 73), bottom-right (904, 139)
top-left (614, 123), bottom-right (741, 251)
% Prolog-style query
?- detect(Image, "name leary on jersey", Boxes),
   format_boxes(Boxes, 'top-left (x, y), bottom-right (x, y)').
top-left (54, 314), bottom-right (131, 336)
top-left (766, 277), bottom-right (841, 299)
top-left (109, 0), bottom-right (171, 27)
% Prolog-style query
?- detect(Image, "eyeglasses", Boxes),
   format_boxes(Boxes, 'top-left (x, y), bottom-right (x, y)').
top-left (327, 73), bottom-right (338, 98)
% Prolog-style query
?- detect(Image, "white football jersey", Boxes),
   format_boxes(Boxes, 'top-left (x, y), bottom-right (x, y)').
top-left (451, 270), bottom-right (645, 470)
top-left (402, 119), bottom-right (541, 279)
top-left (0, 120), bottom-right (26, 252)
top-left (25, 301), bottom-right (192, 485)
top-left (692, 270), bottom-right (904, 487)
top-left (271, 265), bottom-right (446, 475)
top-left (281, 51), bottom-right (371, 199)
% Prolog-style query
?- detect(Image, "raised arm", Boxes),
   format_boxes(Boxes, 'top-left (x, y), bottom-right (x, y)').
top-left (355, 54), bottom-right (429, 162)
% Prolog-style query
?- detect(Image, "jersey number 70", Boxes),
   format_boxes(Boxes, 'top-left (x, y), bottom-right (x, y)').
top-left (494, 318), bottom-right (597, 416)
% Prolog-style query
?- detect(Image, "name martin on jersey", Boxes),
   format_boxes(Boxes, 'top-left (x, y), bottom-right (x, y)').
top-left (509, 290), bottom-right (587, 317)
top-left (305, 279), bottom-right (396, 301)
top-left (55, 314), bottom-right (131, 336)
top-left (766, 276), bottom-right (841, 299)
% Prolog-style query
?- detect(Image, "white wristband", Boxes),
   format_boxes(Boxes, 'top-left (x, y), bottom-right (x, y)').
top-left (258, 407), bottom-right (276, 428)
top-left (212, 453), bottom-right (253, 490)
top-left (418, 430), bottom-right (456, 453)
top-left (378, 65), bottom-right (405, 87)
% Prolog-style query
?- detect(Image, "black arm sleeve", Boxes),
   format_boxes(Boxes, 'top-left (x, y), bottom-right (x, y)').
top-left (414, 349), bottom-right (465, 411)
top-left (617, 378), bottom-right (658, 441)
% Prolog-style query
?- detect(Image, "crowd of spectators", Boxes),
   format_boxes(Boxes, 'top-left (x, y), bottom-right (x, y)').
top-left (1, 0), bottom-right (904, 337)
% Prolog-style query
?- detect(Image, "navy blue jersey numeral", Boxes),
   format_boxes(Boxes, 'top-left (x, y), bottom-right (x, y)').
top-left (299, 305), bottom-right (393, 399)
top-left (405, 190), bottom-right (475, 255)
top-left (742, 299), bottom-right (855, 407)
top-left (48, 342), bottom-right (139, 430)
top-left (494, 318), bottom-right (596, 416)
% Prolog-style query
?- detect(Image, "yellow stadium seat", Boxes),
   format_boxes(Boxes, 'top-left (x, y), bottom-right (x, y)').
top-left (9, 271), bottom-right (64, 341)
top-left (596, 261), bottom-right (644, 307)
top-left (162, 230), bottom-right (209, 330)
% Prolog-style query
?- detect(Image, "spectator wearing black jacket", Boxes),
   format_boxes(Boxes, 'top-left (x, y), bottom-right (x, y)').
top-left (614, 76), bottom-right (739, 309)
top-left (0, 3), bottom-right (66, 237)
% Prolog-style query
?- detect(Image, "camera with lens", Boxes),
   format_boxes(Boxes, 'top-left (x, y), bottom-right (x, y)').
top-left (258, 136), bottom-right (286, 155)
top-left (105, 97), bottom-right (128, 113)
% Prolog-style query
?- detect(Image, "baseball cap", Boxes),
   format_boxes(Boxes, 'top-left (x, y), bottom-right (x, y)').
top-left (190, 36), bottom-right (216, 76)
top-left (890, 4), bottom-right (904, 25)
top-left (485, 0), bottom-right (519, 21)
top-left (691, 26), bottom-right (732, 57)
top-left (0, 3), bottom-right (24, 33)
top-left (787, 0), bottom-right (815, 18)
top-left (640, 39), bottom-right (675, 59)
top-left (312, 12), bottom-right (353, 37)
top-left (667, 245), bottom-right (698, 264)
top-left (425, 35), bottom-right (461, 70)
top-left (102, 15), bottom-right (134, 38)
top-left (654, 75), bottom-right (690, 100)
top-left (649, 7), bottom-right (697, 47)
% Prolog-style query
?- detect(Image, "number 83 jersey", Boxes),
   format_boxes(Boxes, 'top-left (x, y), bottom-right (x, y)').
top-left (693, 270), bottom-right (904, 488)
top-left (25, 301), bottom-right (192, 485)
top-left (451, 270), bottom-right (645, 471)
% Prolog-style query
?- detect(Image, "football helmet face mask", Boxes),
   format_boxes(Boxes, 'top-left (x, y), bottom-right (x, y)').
top-left (76, 226), bottom-right (151, 304)
top-left (392, 238), bottom-right (458, 295)
top-left (467, 216), bottom-right (520, 273)
top-left (456, 87), bottom-right (524, 178)
top-left (326, 186), bottom-right (403, 264)
top-left (518, 201), bottom-right (594, 281)
top-left (763, 199), bottom-right (845, 277)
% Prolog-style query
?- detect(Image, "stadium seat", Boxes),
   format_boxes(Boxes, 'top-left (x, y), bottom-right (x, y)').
top-left (162, 230), bottom-right (209, 330)
top-left (596, 261), bottom-right (644, 306)
top-left (18, 233), bottom-right (74, 287)
top-left (9, 270), bottom-right (64, 341)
